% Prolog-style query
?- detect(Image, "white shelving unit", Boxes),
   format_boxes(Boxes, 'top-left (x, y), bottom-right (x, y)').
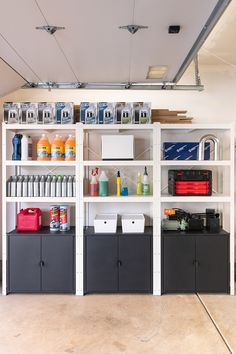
top-left (2, 122), bottom-right (234, 296)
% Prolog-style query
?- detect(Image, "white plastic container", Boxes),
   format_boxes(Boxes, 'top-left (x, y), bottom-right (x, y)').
top-left (101, 135), bottom-right (134, 160)
top-left (121, 214), bottom-right (145, 233)
top-left (94, 214), bottom-right (117, 233)
top-left (21, 135), bottom-right (33, 160)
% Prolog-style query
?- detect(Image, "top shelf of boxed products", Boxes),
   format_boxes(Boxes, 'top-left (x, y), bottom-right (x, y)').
top-left (3, 102), bottom-right (152, 126)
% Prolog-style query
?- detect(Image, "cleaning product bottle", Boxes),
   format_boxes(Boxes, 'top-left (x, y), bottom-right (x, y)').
top-left (51, 175), bottom-right (57, 197)
top-left (56, 175), bottom-right (62, 197)
top-left (67, 175), bottom-right (73, 197)
top-left (62, 175), bottom-right (67, 197)
top-left (90, 168), bottom-right (99, 196)
top-left (142, 166), bottom-right (150, 195)
top-left (136, 172), bottom-right (142, 195)
top-left (98, 171), bottom-right (109, 196)
top-left (51, 134), bottom-right (65, 161)
top-left (116, 171), bottom-right (121, 196)
top-left (12, 134), bottom-right (22, 160)
top-left (37, 134), bottom-right (51, 160)
top-left (73, 175), bottom-right (76, 197)
top-left (65, 135), bottom-right (76, 161)
top-left (21, 135), bottom-right (33, 160)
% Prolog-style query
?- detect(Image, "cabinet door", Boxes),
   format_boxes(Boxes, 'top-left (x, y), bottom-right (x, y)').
top-left (8, 236), bottom-right (41, 292)
top-left (86, 236), bottom-right (118, 293)
top-left (118, 235), bottom-right (152, 293)
top-left (162, 236), bottom-right (195, 293)
top-left (196, 236), bottom-right (229, 293)
top-left (41, 236), bottom-right (74, 293)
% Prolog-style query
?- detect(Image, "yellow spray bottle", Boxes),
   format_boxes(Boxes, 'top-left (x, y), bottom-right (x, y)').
top-left (117, 171), bottom-right (121, 196)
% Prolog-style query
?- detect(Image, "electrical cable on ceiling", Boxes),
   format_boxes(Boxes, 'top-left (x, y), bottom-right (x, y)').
top-left (34, 0), bottom-right (80, 83)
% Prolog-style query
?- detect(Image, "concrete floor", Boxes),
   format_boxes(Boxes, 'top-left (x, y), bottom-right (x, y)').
top-left (0, 293), bottom-right (235, 354)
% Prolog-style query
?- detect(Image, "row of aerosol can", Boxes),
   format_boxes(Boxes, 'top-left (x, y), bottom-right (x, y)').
top-left (50, 205), bottom-right (70, 232)
top-left (7, 175), bottom-right (76, 197)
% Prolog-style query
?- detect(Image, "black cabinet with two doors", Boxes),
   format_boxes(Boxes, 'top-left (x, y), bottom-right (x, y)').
top-left (84, 227), bottom-right (152, 293)
top-left (7, 228), bottom-right (75, 294)
top-left (162, 230), bottom-right (229, 294)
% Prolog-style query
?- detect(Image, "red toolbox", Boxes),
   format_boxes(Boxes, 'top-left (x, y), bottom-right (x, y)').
top-left (168, 170), bottom-right (212, 196)
top-left (17, 208), bottom-right (42, 232)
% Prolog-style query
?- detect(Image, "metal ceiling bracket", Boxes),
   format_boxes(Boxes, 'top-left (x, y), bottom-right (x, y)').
top-left (35, 25), bottom-right (65, 35)
top-left (119, 25), bottom-right (148, 34)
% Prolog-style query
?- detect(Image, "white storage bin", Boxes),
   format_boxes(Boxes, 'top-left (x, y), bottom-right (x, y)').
top-left (101, 135), bottom-right (134, 160)
top-left (121, 214), bottom-right (145, 233)
top-left (94, 214), bottom-right (118, 233)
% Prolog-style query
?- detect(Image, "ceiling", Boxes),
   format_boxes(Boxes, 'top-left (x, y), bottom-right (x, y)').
top-left (0, 0), bottom-right (232, 95)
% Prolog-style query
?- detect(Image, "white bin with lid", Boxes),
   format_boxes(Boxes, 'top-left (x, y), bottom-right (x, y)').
top-left (94, 214), bottom-right (118, 233)
top-left (121, 214), bottom-right (145, 233)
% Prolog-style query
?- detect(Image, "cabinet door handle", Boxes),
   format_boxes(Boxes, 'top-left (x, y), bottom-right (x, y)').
top-left (39, 260), bottom-right (45, 267)
top-left (117, 260), bottom-right (122, 267)
top-left (193, 260), bottom-right (200, 267)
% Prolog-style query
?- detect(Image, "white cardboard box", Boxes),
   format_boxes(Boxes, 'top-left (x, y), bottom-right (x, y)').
top-left (121, 214), bottom-right (145, 233)
top-left (94, 214), bottom-right (118, 233)
top-left (101, 135), bottom-right (134, 160)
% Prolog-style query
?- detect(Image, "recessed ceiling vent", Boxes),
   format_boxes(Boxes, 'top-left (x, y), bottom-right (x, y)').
top-left (35, 25), bottom-right (65, 35)
top-left (146, 65), bottom-right (168, 79)
top-left (119, 24), bottom-right (148, 35)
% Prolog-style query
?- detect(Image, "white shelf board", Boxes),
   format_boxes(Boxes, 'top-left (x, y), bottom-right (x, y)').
top-left (160, 123), bottom-right (233, 130)
top-left (161, 193), bottom-right (231, 203)
top-left (82, 124), bottom-right (153, 130)
top-left (83, 160), bottom-right (153, 166)
top-left (4, 124), bottom-right (76, 130)
top-left (6, 197), bottom-right (76, 203)
top-left (83, 195), bottom-right (153, 203)
top-left (160, 160), bottom-right (231, 166)
top-left (6, 160), bottom-right (76, 167)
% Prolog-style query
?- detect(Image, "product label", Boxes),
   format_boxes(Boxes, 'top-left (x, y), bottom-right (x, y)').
top-left (37, 146), bottom-right (51, 159)
top-left (51, 145), bottom-right (65, 159)
top-left (65, 147), bottom-right (76, 159)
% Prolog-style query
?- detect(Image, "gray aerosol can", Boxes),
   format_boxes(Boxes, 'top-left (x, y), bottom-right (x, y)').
top-left (45, 175), bottom-right (51, 197)
top-left (40, 175), bottom-right (45, 197)
top-left (73, 175), bottom-right (76, 197)
top-left (28, 175), bottom-right (34, 197)
top-left (17, 175), bottom-right (23, 197)
top-left (33, 175), bottom-right (39, 197)
top-left (67, 175), bottom-right (73, 197)
top-left (51, 176), bottom-right (57, 197)
top-left (7, 176), bottom-right (12, 197)
top-left (56, 175), bottom-right (62, 197)
top-left (22, 175), bottom-right (28, 197)
top-left (11, 176), bottom-right (17, 197)
top-left (62, 176), bottom-right (67, 197)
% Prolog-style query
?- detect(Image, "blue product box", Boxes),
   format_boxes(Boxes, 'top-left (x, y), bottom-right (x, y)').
top-left (80, 102), bottom-right (97, 124)
top-left (163, 142), bottom-right (210, 160)
top-left (98, 102), bottom-right (116, 124)
top-left (56, 102), bottom-right (74, 124)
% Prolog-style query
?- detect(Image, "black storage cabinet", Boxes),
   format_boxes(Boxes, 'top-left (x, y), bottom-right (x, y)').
top-left (8, 228), bottom-right (75, 294)
top-left (162, 230), bottom-right (229, 294)
top-left (85, 227), bottom-right (152, 294)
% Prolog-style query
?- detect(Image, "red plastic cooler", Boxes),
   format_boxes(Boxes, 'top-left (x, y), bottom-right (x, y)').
top-left (17, 208), bottom-right (42, 232)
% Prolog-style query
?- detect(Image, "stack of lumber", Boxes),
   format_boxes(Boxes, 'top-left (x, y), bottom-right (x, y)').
top-left (151, 109), bottom-right (193, 124)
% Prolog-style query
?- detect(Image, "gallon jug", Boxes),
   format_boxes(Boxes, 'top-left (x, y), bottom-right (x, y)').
top-left (51, 134), bottom-right (65, 161)
top-left (98, 171), bottom-right (109, 196)
top-left (21, 135), bottom-right (33, 160)
top-left (65, 135), bottom-right (76, 161)
top-left (12, 134), bottom-right (22, 160)
top-left (37, 134), bottom-right (51, 160)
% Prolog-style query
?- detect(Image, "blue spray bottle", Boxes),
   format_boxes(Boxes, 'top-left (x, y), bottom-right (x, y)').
top-left (12, 134), bottom-right (23, 160)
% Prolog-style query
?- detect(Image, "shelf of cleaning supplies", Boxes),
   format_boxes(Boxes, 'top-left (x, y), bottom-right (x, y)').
top-left (83, 195), bottom-right (153, 203)
top-left (6, 197), bottom-right (76, 203)
top-left (83, 160), bottom-right (154, 166)
top-left (160, 160), bottom-right (231, 166)
top-left (4, 124), bottom-right (76, 131)
top-left (5, 160), bottom-right (76, 167)
top-left (160, 193), bottom-right (231, 203)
